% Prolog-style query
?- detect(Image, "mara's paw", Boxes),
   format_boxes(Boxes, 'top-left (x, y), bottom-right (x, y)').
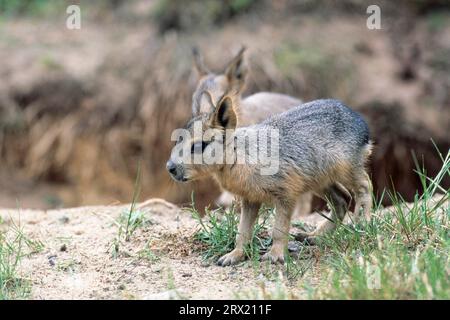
top-left (217, 249), bottom-right (245, 267)
top-left (261, 248), bottom-right (285, 264)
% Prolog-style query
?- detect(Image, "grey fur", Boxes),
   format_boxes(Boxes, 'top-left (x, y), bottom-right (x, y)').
top-left (168, 97), bottom-right (372, 266)
top-left (215, 99), bottom-right (371, 203)
top-left (260, 98), bottom-right (369, 183)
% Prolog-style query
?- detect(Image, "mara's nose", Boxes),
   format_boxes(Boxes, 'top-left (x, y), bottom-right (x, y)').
top-left (166, 160), bottom-right (177, 175)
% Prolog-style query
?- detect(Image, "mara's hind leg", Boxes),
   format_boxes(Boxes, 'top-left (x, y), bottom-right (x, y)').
top-left (295, 184), bottom-right (349, 244)
top-left (215, 191), bottom-right (235, 208)
top-left (351, 170), bottom-right (372, 223)
top-left (292, 192), bottom-right (313, 219)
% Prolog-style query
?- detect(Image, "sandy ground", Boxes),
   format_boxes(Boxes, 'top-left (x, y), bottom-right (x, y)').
top-left (1, 194), bottom-right (447, 300)
top-left (0, 199), bottom-right (323, 300)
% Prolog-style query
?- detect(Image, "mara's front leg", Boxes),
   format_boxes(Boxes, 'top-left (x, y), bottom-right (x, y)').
top-left (217, 200), bottom-right (260, 266)
top-left (262, 202), bottom-right (294, 264)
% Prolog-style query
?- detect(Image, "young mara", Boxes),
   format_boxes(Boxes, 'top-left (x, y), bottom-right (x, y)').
top-left (167, 93), bottom-right (372, 266)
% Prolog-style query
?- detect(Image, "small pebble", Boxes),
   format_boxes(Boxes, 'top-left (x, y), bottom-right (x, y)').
top-left (48, 255), bottom-right (57, 266)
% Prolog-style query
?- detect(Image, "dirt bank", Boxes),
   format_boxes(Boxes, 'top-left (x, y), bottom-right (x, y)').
top-left (0, 1), bottom-right (449, 211)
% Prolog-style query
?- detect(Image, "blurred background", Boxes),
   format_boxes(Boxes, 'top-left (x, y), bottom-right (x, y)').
top-left (0, 0), bottom-right (449, 210)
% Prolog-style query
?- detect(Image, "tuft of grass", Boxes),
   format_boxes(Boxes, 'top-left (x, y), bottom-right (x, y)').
top-left (123, 162), bottom-right (143, 242)
top-left (308, 149), bottom-right (450, 299)
top-left (0, 217), bottom-right (42, 299)
top-left (110, 162), bottom-right (147, 258)
top-left (117, 208), bottom-right (151, 239)
top-left (137, 241), bottom-right (160, 264)
top-left (283, 247), bottom-right (314, 282)
top-left (164, 268), bottom-right (186, 300)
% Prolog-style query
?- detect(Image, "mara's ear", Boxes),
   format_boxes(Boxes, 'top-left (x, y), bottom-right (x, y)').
top-left (192, 47), bottom-right (210, 77)
top-left (198, 90), bottom-right (215, 115)
top-left (211, 96), bottom-right (237, 130)
top-left (224, 46), bottom-right (248, 93)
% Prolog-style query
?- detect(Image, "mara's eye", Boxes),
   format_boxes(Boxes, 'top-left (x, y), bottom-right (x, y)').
top-left (191, 141), bottom-right (209, 154)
